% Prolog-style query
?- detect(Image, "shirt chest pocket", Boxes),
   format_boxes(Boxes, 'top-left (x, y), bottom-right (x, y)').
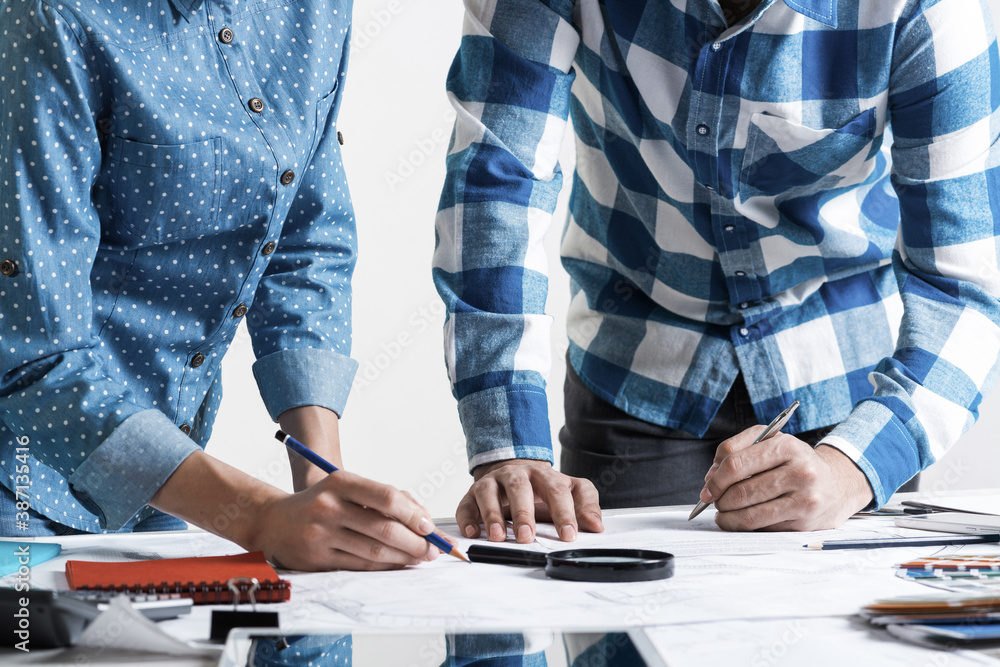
top-left (106, 137), bottom-right (223, 245)
top-left (739, 108), bottom-right (877, 202)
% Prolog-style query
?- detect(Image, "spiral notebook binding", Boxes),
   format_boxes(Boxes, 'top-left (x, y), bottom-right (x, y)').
top-left (74, 578), bottom-right (290, 604)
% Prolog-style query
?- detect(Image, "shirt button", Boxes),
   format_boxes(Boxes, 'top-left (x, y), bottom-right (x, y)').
top-left (179, 424), bottom-right (192, 435)
top-left (724, 225), bottom-right (735, 232)
top-left (337, 131), bottom-right (344, 145)
top-left (705, 185), bottom-right (714, 192)
top-left (0, 259), bottom-right (17, 277)
top-left (248, 97), bottom-right (265, 113)
top-left (735, 270), bottom-right (746, 277)
top-left (218, 27), bottom-right (234, 44)
top-left (696, 124), bottom-right (710, 136)
top-left (280, 170), bottom-right (296, 185)
top-left (712, 42), bottom-right (723, 51)
top-left (262, 242), bottom-right (276, 256)
top-left (233, 304), bottom-right (248, 319)
top-left (740, 328), bottom-right (750, 337)
top-left (190, 353), bottom-right (206, 368)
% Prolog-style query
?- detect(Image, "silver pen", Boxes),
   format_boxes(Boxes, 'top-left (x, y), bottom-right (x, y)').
top-left (688, 400), bottom-right (800, 521)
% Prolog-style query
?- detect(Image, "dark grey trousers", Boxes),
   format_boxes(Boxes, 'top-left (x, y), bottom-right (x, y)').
top-left (559, 363), bottom-right (918, 509)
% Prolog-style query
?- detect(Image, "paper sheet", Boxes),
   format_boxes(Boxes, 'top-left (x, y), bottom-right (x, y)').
top-left (75, 596), bottom-right (220, 659)
top-left (643, 617), bottom-right (1000, 666)
top-left (530, 508), bottom-right (907, 556)
top-left (263, 511), bottom-right (942, 633)
top-left (904, 492), bottom-right (1000, 516)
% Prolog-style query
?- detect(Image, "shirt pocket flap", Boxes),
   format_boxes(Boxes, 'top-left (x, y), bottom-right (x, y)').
top-left (740, 108), bottom-right (877, 201)
top-left (106, 136), bottom-right (223, 246)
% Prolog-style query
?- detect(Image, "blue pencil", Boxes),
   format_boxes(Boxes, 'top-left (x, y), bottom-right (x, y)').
top-left (805, 534), bottom-right (1000, 550)
top-left (275, 430), bottom-right (469, 563)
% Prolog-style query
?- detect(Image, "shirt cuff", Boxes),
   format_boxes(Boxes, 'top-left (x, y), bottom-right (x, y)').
top-left (68, 409), bottom-right (200, 530)
top-left (817, 398), bottom-right (922, 509)
top-left (252, 348), bottom-right (359, 421)
top-left (458, 385), bottom-right (554, 472)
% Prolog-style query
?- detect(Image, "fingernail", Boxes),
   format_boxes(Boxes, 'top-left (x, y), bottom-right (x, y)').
top-left (418, 517), bottom-right (435, 534)
top-left (561, 525), bottom-right (577, 541)
top-left (704, 463), bottom-right (718, 482)
top-left (700, 487), bottom-right (713, 502)
top-left (464, 524), bottom-right (478, 538)
top-left (489, 523), bottom-right (505, 541)
top-left (516, 524), bottom-right (532, 543)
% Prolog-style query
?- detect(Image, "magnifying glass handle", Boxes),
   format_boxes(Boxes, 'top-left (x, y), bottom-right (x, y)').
top-left (467, 544), bottom-right (549, 567)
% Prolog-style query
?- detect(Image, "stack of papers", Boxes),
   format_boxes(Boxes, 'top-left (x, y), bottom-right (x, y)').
top-left (863, 590), bottom-right (1000, 648)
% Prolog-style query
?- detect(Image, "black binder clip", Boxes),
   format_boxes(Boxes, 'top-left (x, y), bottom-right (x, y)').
top-left (209, 577), bottom-right (280, 641)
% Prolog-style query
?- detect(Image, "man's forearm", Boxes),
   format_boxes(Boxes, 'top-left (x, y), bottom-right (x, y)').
top-left (149, 451), bottom-right (283, 551)
top-left (277, 405), bottom-right (343, 490)
top-left (150, 406), bottom-right (341, 549)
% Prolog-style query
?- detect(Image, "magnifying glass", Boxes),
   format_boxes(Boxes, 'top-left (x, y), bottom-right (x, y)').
top-left (467, 544), bottom-right (674, 582)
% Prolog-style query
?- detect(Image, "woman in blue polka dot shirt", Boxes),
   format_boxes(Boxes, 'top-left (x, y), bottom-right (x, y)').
top-left (0, 0), bottom-right (440, 570)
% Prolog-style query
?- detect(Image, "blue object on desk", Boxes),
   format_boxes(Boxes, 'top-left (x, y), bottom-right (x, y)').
top-left (913, 622), bottom-right (1000, 641)
top-left (0, 542), bottom-right (61, 576)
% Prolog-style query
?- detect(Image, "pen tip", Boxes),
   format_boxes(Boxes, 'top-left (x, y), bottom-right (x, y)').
top-left (688, 501), bottom-right (708, 520)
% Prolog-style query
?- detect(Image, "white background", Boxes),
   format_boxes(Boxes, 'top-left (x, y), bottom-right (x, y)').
top-left (207, 0), bottom-right (1000, 518)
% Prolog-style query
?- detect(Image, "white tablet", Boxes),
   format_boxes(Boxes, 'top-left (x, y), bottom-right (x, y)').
top-left (894, 512), bottom-right (1000, 534)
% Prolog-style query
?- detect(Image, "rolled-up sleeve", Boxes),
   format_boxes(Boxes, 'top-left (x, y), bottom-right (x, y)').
top-left (819, 1), bottom-right (1000, 506)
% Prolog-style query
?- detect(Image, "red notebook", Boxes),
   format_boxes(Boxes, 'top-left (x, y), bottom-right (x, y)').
top-left (65, 551), bottom-right (291, 604)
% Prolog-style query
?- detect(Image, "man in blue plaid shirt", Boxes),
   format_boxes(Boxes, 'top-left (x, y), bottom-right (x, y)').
top-left (435, 0), bottom-right (1000, 541)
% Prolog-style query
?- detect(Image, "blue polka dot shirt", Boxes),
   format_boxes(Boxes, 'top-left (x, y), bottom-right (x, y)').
top-left (0, 0), bottom-right (359, 532)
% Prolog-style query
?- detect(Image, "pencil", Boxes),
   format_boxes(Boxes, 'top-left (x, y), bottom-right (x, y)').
top-left (688, 400), bottom-right (800, 521)
top-left (805, 534), bottom-right (1000, 550)
top-left (275, 430), bottom-right (470, 563)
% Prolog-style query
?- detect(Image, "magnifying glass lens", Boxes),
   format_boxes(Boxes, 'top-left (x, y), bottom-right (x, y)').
top-left (570, 556), bottom-right (646, 564)
top-left (466, 545), bottom-right (675, 582)
top-left (546, 549), bottom-right (674, 582)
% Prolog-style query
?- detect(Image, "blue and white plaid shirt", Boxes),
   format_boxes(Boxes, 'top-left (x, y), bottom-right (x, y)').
top-left (434, 0), bottom-right (1000, 507)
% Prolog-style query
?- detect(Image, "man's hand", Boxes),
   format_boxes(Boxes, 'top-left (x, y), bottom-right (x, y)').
top-left (151, 451), bottom-right (439, 572)
top-left (456, 459), bottom-right (603, 544)
top-left (700, 427), bottom-right (873, 531)
top-left (251, 471), bottom-right (439, 571)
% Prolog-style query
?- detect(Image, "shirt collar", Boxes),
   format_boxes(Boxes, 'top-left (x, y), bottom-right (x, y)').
top-left (169, 0), bottom-right (204, 22)
top-left (781, 0), bottom-right (838, 27)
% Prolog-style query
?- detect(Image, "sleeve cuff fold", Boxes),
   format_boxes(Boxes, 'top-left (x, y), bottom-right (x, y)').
top-left (818, 399), bottom-right (923, 509)
top-left (68, 410), bottom-right (199, 530)
top-left (458, 385), bottom-right (553, 472)
top-left (252, 348), bottom-right (359, 421)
